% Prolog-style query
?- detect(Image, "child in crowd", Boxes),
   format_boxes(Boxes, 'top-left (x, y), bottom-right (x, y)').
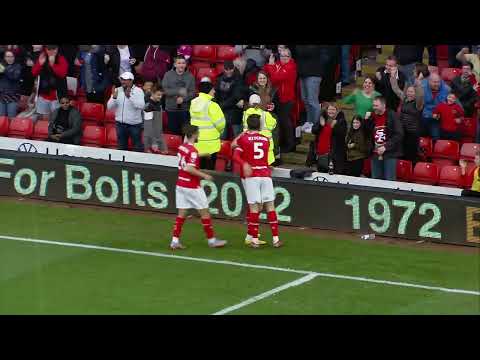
top-left (143, 85), bottom-right (168, 154)
top-left (432, 93), bottom-right (464, 141)
top-left (345, 115), bottom-right (369, 177)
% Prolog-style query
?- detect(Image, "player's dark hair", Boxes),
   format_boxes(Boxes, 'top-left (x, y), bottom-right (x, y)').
top-left (247, 114), bottom-right (261, 131)
top-left (183, 124), bottom-right (199, 138)
top-left (199, 81), bottom-right (214, 94)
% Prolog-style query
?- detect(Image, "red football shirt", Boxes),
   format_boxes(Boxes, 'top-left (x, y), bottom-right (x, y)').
top-left (372, 112), bottom-right (387, 154)
top-left (176, 143), bottom-right (201, 189)
top-left (234, 131), bottom-right (271, 178)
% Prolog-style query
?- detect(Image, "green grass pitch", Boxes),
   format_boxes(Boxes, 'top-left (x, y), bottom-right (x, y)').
top-left (0, 198), bottom-right (478, 315)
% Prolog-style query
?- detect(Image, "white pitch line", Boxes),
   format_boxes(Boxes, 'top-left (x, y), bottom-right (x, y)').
top-left (212, 273), bottom-right (318, 315)
top-left (0, 234), bottom-right (479, 297)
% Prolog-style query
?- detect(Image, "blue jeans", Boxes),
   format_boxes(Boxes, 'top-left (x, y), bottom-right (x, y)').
top-left (0, 101), bottom-right (18, 118)
top-left (232, 124), bottom-right (243, 138)
top-left (116, 123), bottom-right (144, 152)
top-left (371, 157), bottom-right (397, 181)
top-left (340, 45), bottom-right (352, 84)
top-left (300, 76), bottom-right (322, 125)
top-left (399, 63), bottom-right (416, 87)
top-left (421, 117), bottom-right (440, 142)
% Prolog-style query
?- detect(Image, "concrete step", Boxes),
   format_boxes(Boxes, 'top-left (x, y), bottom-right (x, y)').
top-left (282, 151), bottom-right (306, 166)
top-left (296, 143), bottom-right (309, 154)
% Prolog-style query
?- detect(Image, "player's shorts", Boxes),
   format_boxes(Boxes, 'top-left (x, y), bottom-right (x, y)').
top-left (244, 177), bottom-right (275, 205)
top-left (176, 186), bottom-right (209, 210)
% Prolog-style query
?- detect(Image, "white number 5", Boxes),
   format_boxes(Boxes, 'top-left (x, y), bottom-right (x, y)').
top-left (253, 142), bottom-right (264, 160)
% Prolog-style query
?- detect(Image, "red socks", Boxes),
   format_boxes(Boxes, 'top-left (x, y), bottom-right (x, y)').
top-left (267, 211), bottom-right (279, 237)
top-left (201, 218), bottom-right (215, 240)
top-left (249, 212), bottom-right (260, 239)
top-left (172, 216), bottom-right (186, 238)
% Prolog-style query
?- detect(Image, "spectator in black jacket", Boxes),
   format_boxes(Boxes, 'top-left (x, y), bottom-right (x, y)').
top-left (366, 96), bottom-right (404, 181)
top-left (451, 61), bottom-right (479, 117)
top-left (0, 50), bottom-right (23, 117)
top-left (295, 45), bottom-right (336, 133)
top-left (20, 45), bottom-right (43, 96)
top-left (375, 55), bottom-right (406, 111)
top-left (215, 60), bottom-right (246, 139)
top-left (48, 96), bottom-right (82, 145)
top-left (105, 45), bottom-right (142, 87)
top-left (393, 45), bottom-right (428, 86)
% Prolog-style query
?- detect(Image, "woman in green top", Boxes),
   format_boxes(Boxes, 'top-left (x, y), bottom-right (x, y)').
top-left (341, 76), bottom-right (381, 118)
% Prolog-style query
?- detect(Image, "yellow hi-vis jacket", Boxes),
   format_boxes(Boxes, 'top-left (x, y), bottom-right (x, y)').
top-left (242, 107), bottom-right (277, 165)
top-left (190, 92), bottom-right (226, 156)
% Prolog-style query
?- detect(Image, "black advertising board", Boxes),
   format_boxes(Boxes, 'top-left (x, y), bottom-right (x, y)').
top-left (0, 150), bottom-right (479, 247)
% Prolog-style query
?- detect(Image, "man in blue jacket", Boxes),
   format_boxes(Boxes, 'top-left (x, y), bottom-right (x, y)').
top-left (421, 73), bottom-right (450, 141)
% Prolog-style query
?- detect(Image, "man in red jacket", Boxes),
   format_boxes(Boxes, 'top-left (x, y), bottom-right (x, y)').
top-left (432, 93), bottom-right (464, 141)
top-left (263, 48), bottom-right (297, 153)
top-left (32, 44), bottom-right (68, 117)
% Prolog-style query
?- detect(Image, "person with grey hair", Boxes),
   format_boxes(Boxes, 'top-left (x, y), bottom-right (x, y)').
top-left (420, 72), bottom-right (450, 141)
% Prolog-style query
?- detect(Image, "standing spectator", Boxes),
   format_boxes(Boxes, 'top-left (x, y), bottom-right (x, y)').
top-left (107, 72), bottom-right (145, 152)
top-left (456, 47), bottom-right (480, 82)
top-left (235, 45), bottom-right (271, 69)
top-left (214, 60), bottom-right (246, 139)
top-left (31, 45), bottom-right (68, 117)
top-left (75, 45), bottom-right (111, 104)
top-left (393, 45), bottom-right (428, 86)
top-left (105, 45), bottom-right (140, 87)
top-left (366, 97), bottom-right (403, 181)
top-left (375, 55), bottom-right (406, 111)
top-left (263, 48), bottom-right (298, 153)
top-left (341, 76), bottom-right (381, 119)
top-left (421, 73), bottom-right (450, 141)
top-left (450, 61), bottom-right (479, 117)
top-left (47, 96), bottom-right (82, 145)
top-left (162, 55), bottom-right (196, 135)
top-left (311, 103), bottom-right (347, 174)
top-left (345, 116), bottom-right (369, 177)
top-left (432, 93), bottom-right (464, 141)
top-left (0, 50), bottom-right (22, 117)
top-left (340, 45), bottom-right (353, 86)
top-left (142, 45), bottom-right (171, 84)
top-left (143, 85), bottom-right (168, 154)
top-left (190, 81), bottom-right (226, 170)
top-left (295, 45), bottom-right (333, 133)
top-left (390, 73), bottom-right (424, 164)
top-left (59, 45), bottom-right (79, 77)
top-left (20, 45), bottom-right (43, 96)
top-left (449, 45), bottom-right (471, 69)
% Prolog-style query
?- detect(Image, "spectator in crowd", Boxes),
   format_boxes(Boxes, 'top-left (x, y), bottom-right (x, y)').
top-left (450, 61), bottom-right (479, 117)
top-left (59, 45), bottom-right (79, 77)
top-left (457, 47), bottom-right (480, 82)
top-left (242, 94), bottom-right (277, 166)
top-left (105, 45), bottom-right (140, 87)
top-left (235, 45), bottom-right (271, 69)
top-left (375, 55), bottom-right (406, 111)
top-left (31, 45), bottom-right (68, 117)
top-left (341, 76), bottom-right (381, 119)
top-left (214, 60), bottom-right (246, 139)
top-left (295, 45), bottom-right (333, 133)
top-left (340, 45), bottom-right (353, 86)
top-left (390, 72), bottom-right (424, 164)
top-left (460, 151), bottom-right (480, 197)
top-left (393, 45), bottom-right (435, 86)
top-left (345, 115), bottom-right (369, 177)
top-left (142, 45), bottom-right (171, 84)
top-left (366, 96), bottom-right (403, 181)
top-left (190, 80), bottom-right (226, 170)
top-left (263, 48), bottom-right (298, 153)
top-left (414, 62), bottom-right (431, 80)
top-left (449, 45), bottom-right (471, 69)
top-left (143, 85), bottom-right (168, 154)
top-left (311, 103), bottom-right (347, 174)
top-left (162, 55), bottom-right (196, 136)
top-left (20, 45), bottom-right (43, 96)
top-left (107, 71), bottom-right (145, 152)
top-left (75, 45), bottom-right (111, 104)
top-left (421, 73), bottom-right (450, 141)
top-left (0, 50), bottom-right (22, 117)
top-left (432, 93), bottom-right (464, 141)
top-left (47, 96), bottom-right (82, 145)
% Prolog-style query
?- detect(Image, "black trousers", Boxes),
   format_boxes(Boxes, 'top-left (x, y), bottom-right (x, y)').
top-left (462, 189), bottom-right (480, 198)
top-left (200, 153), bottom-right (217, 170)
top-left (345, 158), bottom-right (364, 177)
top-left (86, 91), bottom-right (106, 104)
top-left (403, 130), bottom-right (419, 164)
top-left (278, 101), bottom-right (295, 152)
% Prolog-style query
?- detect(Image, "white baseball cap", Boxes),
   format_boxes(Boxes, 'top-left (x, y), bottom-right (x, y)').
top-left (249, 94), bottom-right (261, 105)
top-left (120, 71), bottom-right (134, 80)
top-left (200, 76), bottom-right (211, 83)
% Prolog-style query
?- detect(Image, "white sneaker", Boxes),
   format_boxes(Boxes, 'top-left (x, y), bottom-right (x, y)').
top-left (302, 123), bottom-right (313, 133)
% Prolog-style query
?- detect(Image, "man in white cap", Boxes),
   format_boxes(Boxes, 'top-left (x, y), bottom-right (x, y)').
top-left (107, 71), bottom-right (145, 151)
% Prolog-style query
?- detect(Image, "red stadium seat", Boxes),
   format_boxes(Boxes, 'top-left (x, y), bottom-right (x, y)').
top-left (192, 45), bottom-right (216, 62)
top-left (80, 102), bottom-right (105, 124)
top-left (7, 117), bottom-right (33, 139)
top-left (460, 143), bottom-right (480, 162)
top-left (162, 112), bottom-right (169, 134)
top-left (104, 108), bottom-right (116, 124)
top-left (216, 45), bottom-right (237, 62)
top-left (460, 117), bottom-right (477, 139)
top-left (418, 137), bottom-right (433, 161)
top-left (431, 139), bottom-right (460, 166)
top-left (81, 125), bottom-right (106, 147)
top-left (196, 67), bottom-right (218, 84)
top-left (440, 67), bottom-right (461, 83)
top-left (463, 164), bottom-right (477, 189)
top-left (436, 45), bottom-right (448, 61)
top-left (396, 159), bottom-right (413, 182)
top-left (438, 165), bottom-right (464, 188)
top-left (164, 134), bottom-right (183, 155)
top-left (105, 126), bottom-right (118, 149)
top-left (362, 158), bottom-right (372, 177)
top-left (215, 62), bottom-right (225, 74)
top-left (0, 116), bottom-right (9, 136)
top-left (32, 120), bottom-right (49, 141)
top-left (412, 162), bottom-right (439, 185)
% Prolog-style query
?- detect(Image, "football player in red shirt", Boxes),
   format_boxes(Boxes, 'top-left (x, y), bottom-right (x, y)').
top-left (232, 114), bottom-right (283, 248)
top-left (171, 124), bottom-right (227, 250)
